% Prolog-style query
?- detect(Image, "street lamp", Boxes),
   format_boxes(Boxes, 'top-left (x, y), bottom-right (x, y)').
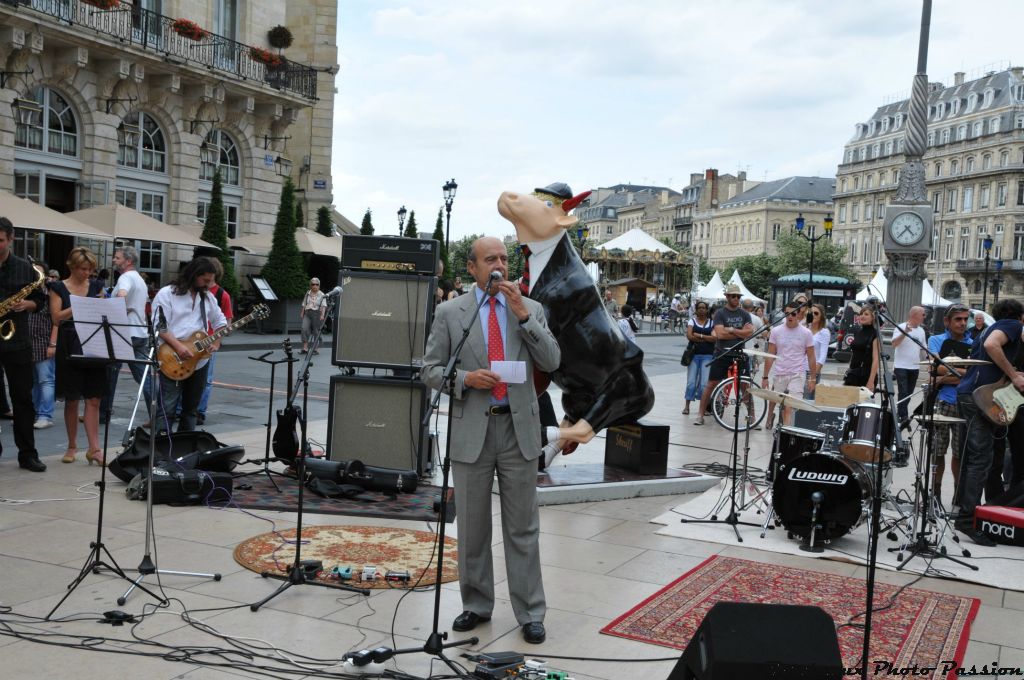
top-left (575, 223), bottom-right (589, 255)
top-left (981, 235), bottom-right (993, 312)
top-left (993, 259), bottom-right (1004, 303)
top-left (442, 178), bottom-right (457, 252)
top-left (792, 212), bottom-right (833, 302)
top-left (397, 205), bottom-right (407, 236)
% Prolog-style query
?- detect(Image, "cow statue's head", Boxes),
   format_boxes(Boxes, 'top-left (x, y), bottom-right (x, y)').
top-left (497, 182), bottom-right (592, 243)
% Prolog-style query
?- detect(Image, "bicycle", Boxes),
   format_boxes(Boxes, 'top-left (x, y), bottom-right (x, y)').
top-left (709, 361), bottom-right (767, 431)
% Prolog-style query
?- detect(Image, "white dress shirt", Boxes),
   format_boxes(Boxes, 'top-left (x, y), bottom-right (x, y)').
top-left (151, 285), bottom-right (227, 370)
top-left (520, 232), bottom-right (565, 295)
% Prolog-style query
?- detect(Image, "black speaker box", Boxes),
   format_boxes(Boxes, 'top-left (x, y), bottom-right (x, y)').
top-left (340, 234), bottom-right (440, 275)
top-left (668, 601), bottom-right (842, 680)
top-left (127, 469), bottom-right (234, 505)
top-left (333, 270), bottom-right (435, 369)
top-left (326, 375), bottom-right (428, 474)
top-left (604, 420), bottom-right (668, 475)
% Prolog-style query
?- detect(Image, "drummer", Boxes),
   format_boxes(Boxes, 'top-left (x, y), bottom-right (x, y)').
top-left (925, 303), bottom-right (972, 500)
top-left (761, 300), bottom-right (816, 429)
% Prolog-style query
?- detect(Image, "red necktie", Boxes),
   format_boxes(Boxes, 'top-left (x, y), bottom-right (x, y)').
top-left (487, 297), bottom-right (507, 401)
top-left (520, 245), bottom-right (531, 295)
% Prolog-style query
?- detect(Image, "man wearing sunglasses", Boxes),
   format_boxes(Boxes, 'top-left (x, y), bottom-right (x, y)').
top-left (695, 284), bottom-right (752, 425)
top-left (761, 301), bottom-right (815, 428)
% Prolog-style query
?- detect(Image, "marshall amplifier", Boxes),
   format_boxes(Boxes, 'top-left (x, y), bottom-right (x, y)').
top-left (604, 420), bottom-right (668, 475)
top-left (341, 234), bottom-right (439, 276)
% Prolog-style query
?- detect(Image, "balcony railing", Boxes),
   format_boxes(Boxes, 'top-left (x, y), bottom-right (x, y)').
top-left (956, 258), bottom-right (1024, 274)
top-left (2, 0), bottom-right (317, 100)
top-left (672, 216), bottom-right (693, 228)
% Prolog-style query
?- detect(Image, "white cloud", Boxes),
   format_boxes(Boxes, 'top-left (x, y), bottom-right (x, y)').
top-left (331, 0), bottom-right (1024, 245)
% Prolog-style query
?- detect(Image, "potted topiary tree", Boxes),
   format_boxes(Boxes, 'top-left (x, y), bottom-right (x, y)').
top-left (267, 25), bottom-right (293, 51)
top-left (261, 177), bottom-right (308, 333)
top-left (194, 169), bottom-right (240, 300)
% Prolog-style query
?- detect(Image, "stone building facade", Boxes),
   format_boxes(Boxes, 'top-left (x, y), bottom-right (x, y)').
top-left (0, 0), bottom-right (338, 289)
top-left (833, 66), bottom-right (1024, 307)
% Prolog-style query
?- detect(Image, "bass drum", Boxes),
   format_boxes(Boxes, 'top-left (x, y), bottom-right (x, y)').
top-left (768, 427), bottom-right (826, 482)
top-left (772, 452), bottom-right (871, 541)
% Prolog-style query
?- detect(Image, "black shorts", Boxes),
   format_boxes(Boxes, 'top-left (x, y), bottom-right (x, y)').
top-left (708, 354), bottom-right (750, 382)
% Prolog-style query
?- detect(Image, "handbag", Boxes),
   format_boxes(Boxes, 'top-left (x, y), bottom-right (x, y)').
top-left (681, 342), bottom-right (697, 367)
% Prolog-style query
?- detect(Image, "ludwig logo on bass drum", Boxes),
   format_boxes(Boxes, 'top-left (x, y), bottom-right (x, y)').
top-left (788, 467), bottom-right (849, 485)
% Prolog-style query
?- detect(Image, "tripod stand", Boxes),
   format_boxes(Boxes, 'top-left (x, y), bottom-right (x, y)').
top-left (250, 294), bottom-right (369, 611)
top-left (47, 314), bottom-right (163, 618)
top-left (234, 341), bottom-right (297, 492)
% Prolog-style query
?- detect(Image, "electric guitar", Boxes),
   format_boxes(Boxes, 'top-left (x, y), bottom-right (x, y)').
top-left (973, 376), bottom-right (1024, 426)
top-left (158, 303), bottom-right (270, 380)
top-left (272, 339), bottom-right (301, 463)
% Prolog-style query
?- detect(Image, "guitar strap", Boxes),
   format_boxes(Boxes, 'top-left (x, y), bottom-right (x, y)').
top-left (199, 290), bottom-right (208, 330)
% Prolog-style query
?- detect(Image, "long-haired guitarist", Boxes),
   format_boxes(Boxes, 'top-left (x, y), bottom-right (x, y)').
top-left (151, 257), bottom-right (226, 434)
top-left (954, 297), bottom-right (1024, 546)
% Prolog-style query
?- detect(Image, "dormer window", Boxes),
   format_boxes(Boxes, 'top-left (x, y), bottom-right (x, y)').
top-left (1015, 84), bottom-right (1024, 101)
top-left (868, 120), bottom-right (876, 135)
top-left (894, 113), bottom-right (904, 128)
top-left (966, 93), bottom-right (977, 112)
top-left (951, 99), bottom-right (960, 115)
top-left (934, 102), bottom-right (945, 120)
top-left (881, 117), bottom-right (890, 132)
top-left (983, 88), bottom-right (995, 108)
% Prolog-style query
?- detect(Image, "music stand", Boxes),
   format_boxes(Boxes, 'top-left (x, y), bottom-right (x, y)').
top-left (234, 343), bottom-right (297, 491)
top-left (46, 305), bottom-right (161, 619)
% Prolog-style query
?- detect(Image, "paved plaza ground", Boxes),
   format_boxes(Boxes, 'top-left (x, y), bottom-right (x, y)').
top-left (0, 330), bottom-right (1021, 679)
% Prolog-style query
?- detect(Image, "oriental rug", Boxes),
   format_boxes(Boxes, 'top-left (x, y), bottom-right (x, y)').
top-left (601, 555), bottom-right (979, 679)
top-left (234, 525), bottom-right (458, 589)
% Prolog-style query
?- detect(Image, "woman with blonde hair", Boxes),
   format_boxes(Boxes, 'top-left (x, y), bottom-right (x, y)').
top-left (50, 247), bottom-right (107, 464)
top-left (808, 303), bottom-right (829, 398)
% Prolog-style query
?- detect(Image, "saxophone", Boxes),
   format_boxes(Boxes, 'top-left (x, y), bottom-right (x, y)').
top-left (0, 265), bottom-right (46, 341)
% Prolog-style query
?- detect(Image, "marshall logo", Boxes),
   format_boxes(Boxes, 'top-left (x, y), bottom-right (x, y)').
top-left (788, 467), bottom-right (849, 485)
top-left (379, 244), bottom-right (400, 250)
top-left (365, 421), bottom-right (387, 429)
top-left (613, 433), bottom-right (635, 453)
top-left (371, 311), bottom-right (393, 318)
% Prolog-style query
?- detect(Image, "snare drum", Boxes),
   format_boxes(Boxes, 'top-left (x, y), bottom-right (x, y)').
top-left (772, 452), bottom-right (871, 541)
top-left (768, 427), bottom-right (826, 482)
top-left (839, 402), bottom-right (894, 464)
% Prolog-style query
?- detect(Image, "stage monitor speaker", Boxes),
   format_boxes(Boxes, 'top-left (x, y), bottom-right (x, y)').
top-left (327, 375), bottom-right (429, 474)
top-left (667, 601), bottom-right (842, 680)
top-left (333, 270), bottom-right (435, 369)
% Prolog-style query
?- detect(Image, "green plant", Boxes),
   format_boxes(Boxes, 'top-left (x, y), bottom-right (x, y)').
top-left (294, 201), bottom-right (304, 230)
top-left (261, 177), bottom-right (308, 299)
top-left (316, 205), bottom-right (332, 236)
top-left (267, 25), bottom-right (293, 49)
top-left (432, 207), bottom-right (450, 277)
top-left (403, 210), bottom-right (418, 238)
top-left (360, 208), bottom-right (374, 235)
top-left (194, 170), bottom-right (239, 298)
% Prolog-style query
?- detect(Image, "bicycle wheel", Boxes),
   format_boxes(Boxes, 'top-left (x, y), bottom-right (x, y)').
top-left (710, 376), bottom-right (768, 431)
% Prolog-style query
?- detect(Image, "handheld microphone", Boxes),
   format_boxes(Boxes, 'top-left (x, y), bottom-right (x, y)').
top-left (326, 286), bottom-right (343, 297)
top-left (487, 270), bottom-right (503, 292)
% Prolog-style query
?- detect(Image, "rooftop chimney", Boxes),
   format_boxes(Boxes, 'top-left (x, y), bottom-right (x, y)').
top-left (954, 71), bottom-right (965, 86)
top-left (690, 173), bottom-right (703, 185)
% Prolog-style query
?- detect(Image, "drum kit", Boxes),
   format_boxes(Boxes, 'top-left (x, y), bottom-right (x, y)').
top-left (752, 356), bottom-right (988, 555)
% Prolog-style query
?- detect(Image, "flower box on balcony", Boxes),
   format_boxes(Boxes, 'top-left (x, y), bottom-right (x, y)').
top-left (171, 18), bottom-right (209, 41)
top-left (81, 0), bottom-right (121, 9)
top-left (250, 47), bottom-right (285, 70)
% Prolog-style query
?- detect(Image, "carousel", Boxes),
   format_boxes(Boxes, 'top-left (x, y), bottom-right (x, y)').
top-left (585, 228), bottom-right (690, 298)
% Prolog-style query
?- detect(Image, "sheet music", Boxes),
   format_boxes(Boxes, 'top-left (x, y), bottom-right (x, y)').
top-left (68, 295), bottom-right (136, 361)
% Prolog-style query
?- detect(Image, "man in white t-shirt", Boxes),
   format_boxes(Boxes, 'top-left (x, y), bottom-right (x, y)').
top-left (101, 246), bottom-right (152, 420)
top-left (761, 300), bottom-right (815, 427)
top-left (892, 305), bottom-right (926, 429)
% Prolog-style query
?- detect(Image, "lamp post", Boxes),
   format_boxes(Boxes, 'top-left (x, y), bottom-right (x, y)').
top-left (981, 235), bottom-right (993, 312)
top-left (992, 259), bottom-right (1003, 303)
top-left (792, 212), bottom-right (833, 302)
top-left (575, 224), bottom-right (589, 256)
top-left (442, 178), bottom-right (457, 252)
top-left (397, 205), bottom-right (407, 236)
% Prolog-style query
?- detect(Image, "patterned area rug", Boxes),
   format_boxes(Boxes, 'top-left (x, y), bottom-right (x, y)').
top-left (234, 525), bottom-right (459, 589)
top-left (229, 473), bottom-right (453, 523)
top-left (602, 555), bottom-right (979, 679)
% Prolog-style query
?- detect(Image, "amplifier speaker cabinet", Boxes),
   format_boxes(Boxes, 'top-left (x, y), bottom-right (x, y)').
top-left (333, 270), bottom-right (435, 369)
top-left (604, 420), bottom-right (668, 475)
top-left (327, 375), bottom-right (429, 474)
top-left (340, 234), bottom-right (439, 276)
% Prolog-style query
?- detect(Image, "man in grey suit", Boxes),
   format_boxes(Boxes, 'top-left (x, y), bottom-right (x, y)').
top-left (423, 236), bottom-right (561, 644)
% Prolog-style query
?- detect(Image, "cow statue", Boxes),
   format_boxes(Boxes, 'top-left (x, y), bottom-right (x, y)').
top-left (497, 182), bottom-right (655, 449)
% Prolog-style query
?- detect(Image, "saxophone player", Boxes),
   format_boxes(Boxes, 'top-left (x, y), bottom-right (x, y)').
top-left (0, 217), bottom-right (47, 472)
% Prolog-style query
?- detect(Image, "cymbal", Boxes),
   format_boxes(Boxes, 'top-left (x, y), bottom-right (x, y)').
top-left (749, 386), bottom-right (822, 412)
top-left (914, 414), bottom-right (966, 424)
top-left (920, 358), bottom-right (991, 366)
top-left (744, 348), bottom-right (778, 360)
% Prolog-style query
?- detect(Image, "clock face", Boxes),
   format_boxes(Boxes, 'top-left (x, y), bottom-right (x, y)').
top-left (890, 211), bottom-right (925, 246)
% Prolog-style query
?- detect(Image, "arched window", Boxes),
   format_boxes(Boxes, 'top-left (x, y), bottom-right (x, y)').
top-left (200, 129), bottom-right (241, 185)
top-left (14, 86), bottom-right (78, 156)
top-left (942, 280), bottom-right (962, 300)
top-left (118, 112), bottom-right (166, 173)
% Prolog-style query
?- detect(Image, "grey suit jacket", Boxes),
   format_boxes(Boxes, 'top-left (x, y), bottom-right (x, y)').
top-left (422, 289), bottom-right (560, 464)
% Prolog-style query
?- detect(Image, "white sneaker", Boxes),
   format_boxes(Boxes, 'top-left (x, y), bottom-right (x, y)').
top-left (33, 419), bottom-right (53, 429)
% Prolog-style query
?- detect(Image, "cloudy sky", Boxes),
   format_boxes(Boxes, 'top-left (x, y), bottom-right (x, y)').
top-left (331, 0), bottom-right (1023, 241)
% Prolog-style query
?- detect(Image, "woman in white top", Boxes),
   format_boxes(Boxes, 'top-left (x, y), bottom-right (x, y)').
top-left (808, 303), bottom-right (829, 398)
top-left (299, 278), bottom-right (327, 354)
top-left (617, 304), bottom-right (639, 343)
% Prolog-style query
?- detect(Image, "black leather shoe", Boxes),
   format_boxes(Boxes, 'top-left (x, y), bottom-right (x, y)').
top-left (522, 622), bottom-right (546, 644)
top-left (19, 458), bottom-right (46, 472)
top-left (452, 611), bottom-right (490, 632)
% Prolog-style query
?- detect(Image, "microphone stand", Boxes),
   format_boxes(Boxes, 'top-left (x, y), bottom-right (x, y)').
top-left (387, 280), bottom-right (501, 672)
top-left (250, 293), bottom-right (369, 610)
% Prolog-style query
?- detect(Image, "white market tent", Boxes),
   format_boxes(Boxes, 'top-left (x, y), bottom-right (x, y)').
top-left (728, 269), bottom-right (766, 304)
top-left (696, 271), bottom-right (725, 301)
top-left (598, 228), bottom-right (676, 253)
top-left (853, 270), bottom-right (994, 324)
